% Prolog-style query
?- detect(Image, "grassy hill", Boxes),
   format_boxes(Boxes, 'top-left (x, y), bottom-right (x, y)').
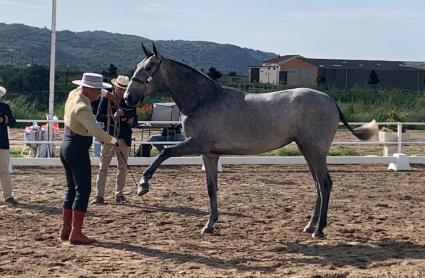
top-left (0, 23), bottom-right (276, 74)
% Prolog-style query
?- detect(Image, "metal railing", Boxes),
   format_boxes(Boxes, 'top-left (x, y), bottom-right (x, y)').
top-left (11, 120), bottom-right (425, 149)
top-left (7, 119), bottom-right (425, 168)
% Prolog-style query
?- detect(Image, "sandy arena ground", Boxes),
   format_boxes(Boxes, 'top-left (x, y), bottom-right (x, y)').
top-left (1, 162), bottom-right (425, 277)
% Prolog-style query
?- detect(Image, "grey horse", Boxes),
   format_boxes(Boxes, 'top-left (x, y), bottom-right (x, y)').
top-left (124, 43), bottom-right (378, 238)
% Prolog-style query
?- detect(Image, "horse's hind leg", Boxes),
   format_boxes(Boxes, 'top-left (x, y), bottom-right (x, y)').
top-left (200, 154), bottom-right (219, 234)
top-left (295, 141), bottom-right (320, 234)
top-left (297, 142), bottom-right (332, 238)
top-left (310, 156), bottom-right (332, 238)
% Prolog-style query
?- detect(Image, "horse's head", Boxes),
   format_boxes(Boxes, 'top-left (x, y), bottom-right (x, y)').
top-left (124, 42), bottom-right (163, 107)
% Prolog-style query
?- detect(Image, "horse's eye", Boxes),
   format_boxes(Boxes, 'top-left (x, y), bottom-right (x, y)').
top-left (145, 66), bottom-right (153, 71)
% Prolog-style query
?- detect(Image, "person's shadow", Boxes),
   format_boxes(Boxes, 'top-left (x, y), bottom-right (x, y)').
top-left (17, 203), bottom-right (62, 215)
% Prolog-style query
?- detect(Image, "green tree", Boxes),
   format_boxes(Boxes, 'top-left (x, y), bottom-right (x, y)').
top-left (207, 67), bottom-right (222, 81)
top-left (0, 64), bottom-right (49, 92)
top-left (316, 75), bottom-right (326, 85)
top-left (24, 65), bottom-right (50, 92)
top-left (228, 70), bottom-right (237, 76)
top-left (0, 65), bottom-right (20, 87)
top-left (56, 64), bottom-right (83, 91)
top-left (368, 70), bottom-right (380, 91)
top-left (105, 63), bottom-right (117, 78)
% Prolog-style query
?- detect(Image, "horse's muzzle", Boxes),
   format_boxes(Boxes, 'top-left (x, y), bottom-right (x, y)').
top-left (124, 91), bottom-right (144, 107)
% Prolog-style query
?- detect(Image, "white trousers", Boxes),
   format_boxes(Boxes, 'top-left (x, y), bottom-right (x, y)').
top-left (0, 149), bottom-right (12, 200)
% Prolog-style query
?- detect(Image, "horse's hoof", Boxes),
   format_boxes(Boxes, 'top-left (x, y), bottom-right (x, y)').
top-left (312, 231), bottom-right (325, 238)
top-left (303, 226), bottom-right (315, 234)
top-left (137, 182), bottom-right (149, 196)
top-left (201, 227), bottom-right (214, 234)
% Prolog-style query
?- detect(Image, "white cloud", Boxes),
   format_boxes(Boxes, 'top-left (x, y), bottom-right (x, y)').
top-left (0, 1), bottom-right (19, 5)
top-left (276, 9), bottom-right (424, 21)
top-left (136, 3), bottom-right (203, 15)
top-left (136, 3), bottom-right (171, 13)
top-left (0, 0), bottom-right (48, 9)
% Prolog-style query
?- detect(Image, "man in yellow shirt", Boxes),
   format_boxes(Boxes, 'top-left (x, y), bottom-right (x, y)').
top-left (59, 73), bottom-right (122, 245)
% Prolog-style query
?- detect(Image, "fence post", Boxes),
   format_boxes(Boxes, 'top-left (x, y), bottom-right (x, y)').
top-left (397, 122), bottom-right (402, 153)
top-left (388, 122), bottom-right (411, 171)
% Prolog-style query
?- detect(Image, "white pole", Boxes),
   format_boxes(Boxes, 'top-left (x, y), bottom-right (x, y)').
top-left (48, 0), bottom-right (57, 157)
top-left (397, 122), bottom-right (402, 153)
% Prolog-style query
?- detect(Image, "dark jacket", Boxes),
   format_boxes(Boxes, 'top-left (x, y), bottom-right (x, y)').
top-left (91, 98), bottom-right (101, 116)
top-left (96, 97), bottom-right (137, 146)
top-left (0, 102), bottom-right (16, 149)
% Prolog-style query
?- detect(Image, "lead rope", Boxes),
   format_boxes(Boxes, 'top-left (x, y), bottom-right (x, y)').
top-left (106, 95), bottom-right (151, 215)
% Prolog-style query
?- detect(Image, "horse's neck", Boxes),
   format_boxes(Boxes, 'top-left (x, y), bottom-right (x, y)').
top-left (162, 59), bottom-right (221, 114)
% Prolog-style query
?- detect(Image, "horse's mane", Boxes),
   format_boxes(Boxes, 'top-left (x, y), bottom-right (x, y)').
top-left (167, 58), bottom-right (221, 86)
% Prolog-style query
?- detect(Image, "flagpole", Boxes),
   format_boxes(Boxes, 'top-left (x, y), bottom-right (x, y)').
top-left (48, 0), bottom-right (57, 157)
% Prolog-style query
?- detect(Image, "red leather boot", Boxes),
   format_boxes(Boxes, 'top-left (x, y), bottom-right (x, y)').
top-left (69, 210), bottom-right (95, 245)
top-left (59, 208), bottom-right (72, 240)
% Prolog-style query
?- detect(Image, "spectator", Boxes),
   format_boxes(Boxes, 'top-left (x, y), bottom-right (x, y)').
top-left (91, 75), bottom-right (137, 204)
top-left (0, 86), bottom-right (17, 204)
top-left (140, 124), bottom-right (185, 157)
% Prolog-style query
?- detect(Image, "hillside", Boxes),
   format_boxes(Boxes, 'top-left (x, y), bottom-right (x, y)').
top-left (0, 23), bottom-right (276, 74)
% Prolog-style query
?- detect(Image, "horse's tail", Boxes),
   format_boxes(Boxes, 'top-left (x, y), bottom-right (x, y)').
top-left (335, 103), bottom-right (378, 141)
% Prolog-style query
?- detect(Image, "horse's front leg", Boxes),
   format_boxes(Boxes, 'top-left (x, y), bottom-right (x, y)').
top-left (137, 137), bottom-right (208, 196)
top-left (200, 154), bottom-right (219, 234)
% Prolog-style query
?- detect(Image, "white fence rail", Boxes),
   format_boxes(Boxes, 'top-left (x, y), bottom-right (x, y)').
top-left (9, 120), bottom-right (425, 168)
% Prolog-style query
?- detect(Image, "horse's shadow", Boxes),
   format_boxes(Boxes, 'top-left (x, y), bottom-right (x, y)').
top-left (257, 178), bottom-right (296, 186)
top-left (94, 240), bottom-right (275, 273)
top-left (149, 204), bottom-right (249, 218)
top-left (95, 239), bottom-right (425, 273)
top-left (273, 240), bottom-right (425, 269)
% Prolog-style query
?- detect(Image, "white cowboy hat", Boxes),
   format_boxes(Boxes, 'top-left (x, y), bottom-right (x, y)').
top-left (111, 75), bottom-right (130, 89)
top-left (0, 86), bottom-right (6, 98)
top-left (72, 73), bottom-right (112, 89)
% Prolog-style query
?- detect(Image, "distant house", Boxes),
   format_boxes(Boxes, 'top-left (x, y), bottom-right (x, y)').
top-left (253, 56), bottom-right (425, 91)
top-left (249, 55), bottom-right (302, 84)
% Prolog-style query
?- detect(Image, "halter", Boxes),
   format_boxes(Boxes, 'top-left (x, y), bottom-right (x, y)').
top-left (131, 56), bottom-right (163, 85)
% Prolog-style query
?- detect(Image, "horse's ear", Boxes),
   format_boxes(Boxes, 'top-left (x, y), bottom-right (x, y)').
top-left (141, 43), bottom-right (152, 57)
top-left (152, 42), bottom-right (161, 58)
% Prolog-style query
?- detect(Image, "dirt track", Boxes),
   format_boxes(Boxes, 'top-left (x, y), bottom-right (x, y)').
top-left (1, 163), bottom-right (425, 277)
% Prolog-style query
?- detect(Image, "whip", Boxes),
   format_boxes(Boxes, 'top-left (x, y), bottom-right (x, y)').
top-left (115, 143), bottom-right (150, 212)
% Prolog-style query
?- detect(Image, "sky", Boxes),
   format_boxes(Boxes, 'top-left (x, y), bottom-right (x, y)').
top-left (1, 0), bottom-right (425, 62)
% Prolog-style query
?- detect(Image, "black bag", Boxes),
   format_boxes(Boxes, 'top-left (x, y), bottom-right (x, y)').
top-left (135, 144), bottom-right (152, 157)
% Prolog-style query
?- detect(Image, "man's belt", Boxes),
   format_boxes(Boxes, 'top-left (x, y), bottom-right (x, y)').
top-left (64, 126), bottom-right (76, 136)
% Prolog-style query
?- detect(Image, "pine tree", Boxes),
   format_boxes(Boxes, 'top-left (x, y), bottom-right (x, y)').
top-left (207, 67), bottom-right (222, 81)
top-left (368, 70), bottom-right (380, 91)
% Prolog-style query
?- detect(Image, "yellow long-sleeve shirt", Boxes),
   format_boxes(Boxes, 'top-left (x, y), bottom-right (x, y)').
top-left (64, 87), bottom-right (115, 144)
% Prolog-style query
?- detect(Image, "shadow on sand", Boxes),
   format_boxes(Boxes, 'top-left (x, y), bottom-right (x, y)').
top-left (95, 238), bottom-right (425, 273)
